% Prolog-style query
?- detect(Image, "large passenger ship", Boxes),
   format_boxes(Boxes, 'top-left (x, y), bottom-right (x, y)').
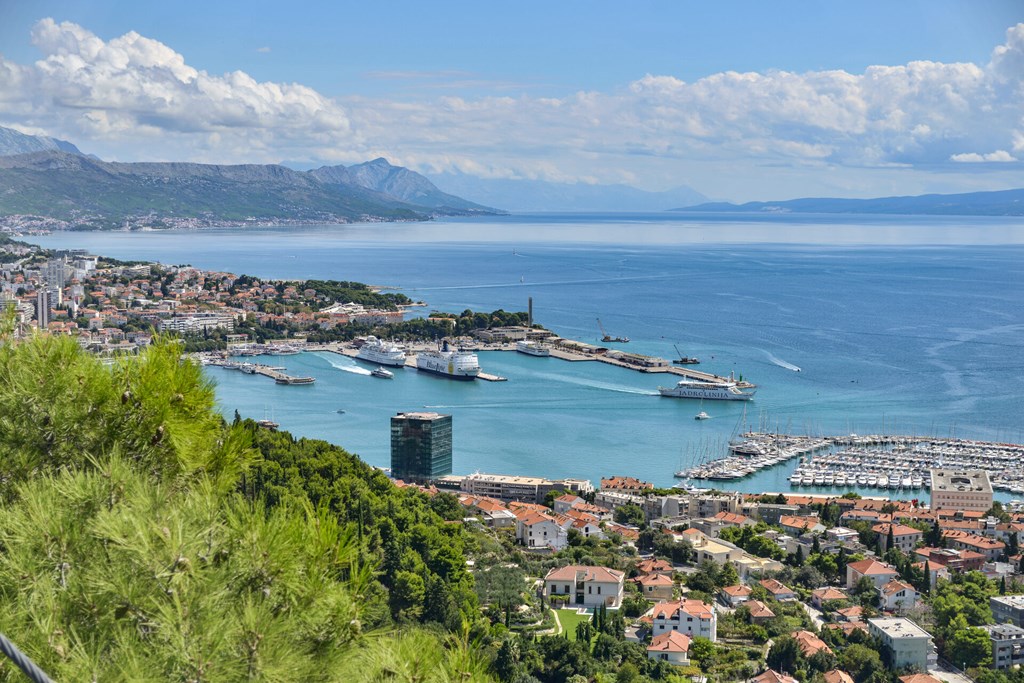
top-left (355, 336), bottom-right (407, 367)
top-left (515, 340), bottom-right (551, 357)
top-left (658, 378), bottom-right (755, 401)
top-left (416, 341), bottom-right (481, 380)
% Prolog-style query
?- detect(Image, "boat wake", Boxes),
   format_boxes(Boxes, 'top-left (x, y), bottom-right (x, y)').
top-left (529, 371), bottom-right (659, 396)
top-left (316, 353), bottom-right (372, 376)
top-left (763, 350), bottom-right (801, 372)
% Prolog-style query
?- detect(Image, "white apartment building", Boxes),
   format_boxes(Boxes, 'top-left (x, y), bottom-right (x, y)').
top-left (651, 599), bottom-right (717, 642)
top-left (868, 618), bottom-right (937, 671)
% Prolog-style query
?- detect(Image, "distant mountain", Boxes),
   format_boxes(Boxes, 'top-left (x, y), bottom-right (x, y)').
top-left (0, 125), bottom-right (81, 156)
top-left (426, 173), bottom-right (707, 212)
top-left (311, 159), bottom-right (498, 213)
top-left (676, 188), bottom-right (1024, 216)
top-left (0, 151), bottom-right (498, 230)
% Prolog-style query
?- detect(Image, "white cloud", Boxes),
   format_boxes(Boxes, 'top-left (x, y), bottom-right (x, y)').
top-left (950, 150), bottom-right (1017, 163)
top-left (0, 18), bottom-right (1022, 198)
top-left (256, 47), bottom-right (271, 54)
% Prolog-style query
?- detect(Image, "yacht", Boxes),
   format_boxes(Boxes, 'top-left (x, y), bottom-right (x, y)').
top-left (515, 340), bottom-right (551, 357)
top-left (694, 411), bottom-right (710, 421)
top-left (658, 378), bottom-right (755, 401)
top-left (371, 366), bottom-right (394, 379)
top-left (356, 336), bottom-right (407, 367)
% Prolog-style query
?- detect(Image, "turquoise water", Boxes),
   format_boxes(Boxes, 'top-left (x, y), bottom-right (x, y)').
top-left (31, 213), bottom-right (1024, 497)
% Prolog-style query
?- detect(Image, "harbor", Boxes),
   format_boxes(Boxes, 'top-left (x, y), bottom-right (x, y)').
top-left (679, 432), bottom-right (1024, 495)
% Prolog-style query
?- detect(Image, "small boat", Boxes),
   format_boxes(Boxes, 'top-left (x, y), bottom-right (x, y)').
top-left (694, 411), bottom-right (710, 421)
top-left (371, 367), bottom-right (394, 379)
top-left (255, 419), bottom-right (279, 430)
top-left (336, 409), bottom-right (346, 414)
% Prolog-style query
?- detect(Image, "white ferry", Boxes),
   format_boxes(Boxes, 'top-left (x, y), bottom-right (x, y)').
top-left (515, 340), bottom-right (551, 357)
top-left (658, 378), bottom-right (755, 401)
top-left (356, 336), bottom-right (407, 367)
top-left (416, 341), bottom-right (481, 380)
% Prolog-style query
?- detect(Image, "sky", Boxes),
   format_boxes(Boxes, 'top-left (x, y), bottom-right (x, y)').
top-left (0, 1), bottom-right (1022, 201)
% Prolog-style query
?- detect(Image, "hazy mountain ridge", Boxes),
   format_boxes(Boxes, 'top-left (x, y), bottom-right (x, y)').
top-left (0, 127), bottom-right (501, 229)
top-left (311, 159), bottom-right (497, 213)
top-left (427, 172), bottom-right (708, 212)
top-left (677, 188), bottom-right (1024, 216)
top-left (0, 126), bottom-right (82, 156)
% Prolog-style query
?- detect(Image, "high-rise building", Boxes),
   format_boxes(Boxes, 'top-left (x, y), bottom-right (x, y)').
top-left (35, 290), bottom-right (50, 329)
top-left (390, 411), bottom-right (452, 482)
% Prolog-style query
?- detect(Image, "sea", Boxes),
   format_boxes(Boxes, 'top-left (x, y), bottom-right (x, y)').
top-left (29, 212), bottom-right (1024, 501)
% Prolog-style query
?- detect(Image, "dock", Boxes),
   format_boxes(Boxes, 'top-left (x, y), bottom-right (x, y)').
top-left (251, 365), bottom-right (315, 384)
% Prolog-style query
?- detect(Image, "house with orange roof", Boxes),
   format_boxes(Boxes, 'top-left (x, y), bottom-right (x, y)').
top-left (570, 515), bottom-right (605, 540)
top-left (823, 671), bottom-right (855, 683)
top-left (836, 605), bottom-right (864, 623)
top-left (759, 578), bottom-right (796, 601)
top-left (899, 675), bottom-right (943, 683)
top-left (942, 529), bottom-right (1005, 562)
top-left (846, 558), bottom-right (898, 589)
top-left (914, 547), bottom-right (985, 573)
top-left (872, 522), bottom-right (924, 553)
top-left (791, 630), bottom-right (832, 657)
top-left (553, 493), bottom-right (585, 514)
top-left (745, 600), bottom-right (776, 624)
top-left (647, 631), bottom-right (691, 665)
top-left (811, 587), bottom-right (849, 610)
top-left (752, 670), bottom-right (798, 683)
top-left (515, 510), bottom-right (569, 551)
top-left (879, 580), bottom-right (919, 612)
top-left (600, 476), bottom-right (654, 493)
top-left (636, 558), bottom-right (674, 576)
top-left (824, 621), bottom-right (868, 637)
top-left (840, 509), bottom-right (893, 525)
top-left (780, 515), bottom-right (826, 536)
top-left (720, 584), bottom-right (753, 607)
top-left (544, 565), bottom-right (625, 609)
top-left (636, 572), bottom-right (675, 601)
top-left (651, 599), bottom-right (717, 641)
top-left (604, 521), bottom-right (640, 542)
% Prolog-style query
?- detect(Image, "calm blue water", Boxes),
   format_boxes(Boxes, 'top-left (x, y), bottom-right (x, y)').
top-left (31, 213), bottom-right (1024, 498)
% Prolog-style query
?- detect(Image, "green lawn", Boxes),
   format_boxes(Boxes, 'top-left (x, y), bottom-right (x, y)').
top-left (556, 608), bottom-right (593, 641)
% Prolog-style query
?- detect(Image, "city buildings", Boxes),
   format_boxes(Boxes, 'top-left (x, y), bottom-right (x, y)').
top-left (651, 599), bottom-right (717, 641)
top-left (868, 617), bottom-right (937, 671)
top-left (991, 595), bottom-right (1024, 628)
top-left (930, 469), bottom-right (994, 513)
top-left (982, 624), bottom-right (1024, 670)
top-left (543, 565), bottom-right (625, 609)
top-left (455, 472), bottom-right (593, 504)
top-left (389, 412), bottom-right (452, 483)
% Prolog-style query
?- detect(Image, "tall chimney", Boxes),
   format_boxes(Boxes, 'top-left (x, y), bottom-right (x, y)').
top-left (528, 297), bottom-right (533, 328)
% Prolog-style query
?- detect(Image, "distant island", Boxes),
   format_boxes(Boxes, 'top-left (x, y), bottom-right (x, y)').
top-left (675, 188), bottom-right (1024, 217)
top-left (0, 126), bottom-right (500, 231)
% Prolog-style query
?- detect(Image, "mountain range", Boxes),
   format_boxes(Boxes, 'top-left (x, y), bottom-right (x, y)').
top-left (677, 189), bottom-right (1024, 216)
top-left (427, 172), bottom-right (707, 212)
top-left (0, 127), bottom-right (498, 230)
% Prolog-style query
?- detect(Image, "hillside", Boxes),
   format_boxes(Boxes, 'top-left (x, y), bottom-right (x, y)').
top-left (675, 188), bottom-right (1024, 216)
top-left (0, 125), bottom-right (82, 156)
top-left (311, 158), bottom-right (498, 213)
top-left (0, 147), bottom-right (500, 231)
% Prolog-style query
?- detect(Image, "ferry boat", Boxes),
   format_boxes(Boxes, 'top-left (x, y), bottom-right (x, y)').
top-left (356, 336), bottom-right (407, 367)
top-left (265, 345), bottom-right (301, 356)
top-left (516, 340), bottom-right (551, 357)
top-left (416, 341), bottom-right (481, 380)
top-left (658, 378), bottom-right (755, 401)
top-left (371, 366), bottom-right (394, 379)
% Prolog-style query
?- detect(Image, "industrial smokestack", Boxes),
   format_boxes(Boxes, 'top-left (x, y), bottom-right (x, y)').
top-left (528, 297), bottom-right (533, 328)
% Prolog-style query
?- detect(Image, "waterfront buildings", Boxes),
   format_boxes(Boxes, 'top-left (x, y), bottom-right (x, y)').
top-left (930, 469), bottom-right (993, 513)
top-left (543, 565), bottom-right (624, 609)
top-left (390, 412), bottom-right (452, 482)
top-left (868, 617), bottom-right (937, 671)
top-left (455, 472), bottom-right (593, 504)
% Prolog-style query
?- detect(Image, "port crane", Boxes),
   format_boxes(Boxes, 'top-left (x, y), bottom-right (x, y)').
top-left (672, 344), bottom-right (700, 365)
top-left (596, 318), bottom-right (629, 343)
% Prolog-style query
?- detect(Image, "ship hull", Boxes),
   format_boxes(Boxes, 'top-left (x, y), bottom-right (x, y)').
top-left (416, 365), bottom-right (478, 380)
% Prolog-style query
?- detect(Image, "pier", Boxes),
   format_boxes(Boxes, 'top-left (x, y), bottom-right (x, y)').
top-left (206, 360), bottom-right (315, 385)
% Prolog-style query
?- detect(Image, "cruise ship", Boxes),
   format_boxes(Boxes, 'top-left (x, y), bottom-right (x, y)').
top-left (515, 340), bottom-right (551, 357)
top-left (416, 341), bottom-right (481, 380)
top-left (355, 336), bottom-right (407, 367)
top-left (658, 378), bottom-right (755, 401)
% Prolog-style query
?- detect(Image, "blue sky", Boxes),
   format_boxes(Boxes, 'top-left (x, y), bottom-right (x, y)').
top-left (0, 1), bottom-right (1022, 200)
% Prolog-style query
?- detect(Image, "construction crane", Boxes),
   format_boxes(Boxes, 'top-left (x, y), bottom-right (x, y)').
top-left (673, 344), bottom-right (700, 365)
top-left (596, 318), bottom-right (629, 343)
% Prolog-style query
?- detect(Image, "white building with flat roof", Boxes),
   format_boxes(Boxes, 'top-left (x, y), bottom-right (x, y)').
top-left (868, 618), bottom-right (937, 671)
top-left (460, 472), bottom-right (592, 504)
top-left (930, 470), bottom-right (993, 513)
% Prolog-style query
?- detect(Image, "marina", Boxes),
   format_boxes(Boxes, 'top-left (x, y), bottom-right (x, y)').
top-left (679, 432), bottom-right (1024, 495)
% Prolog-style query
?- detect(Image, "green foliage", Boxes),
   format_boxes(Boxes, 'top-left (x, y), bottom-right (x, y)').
top-left (945, 616), bottom-right (993, 669)
top-left (766, 635), bottom-right (802, 674)
top-left (0, 334), bottom-right (495, 681)
top-left (613, 504), bottom-right (645, 527)
top-left (838, 643), bottom-right (884, 683)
